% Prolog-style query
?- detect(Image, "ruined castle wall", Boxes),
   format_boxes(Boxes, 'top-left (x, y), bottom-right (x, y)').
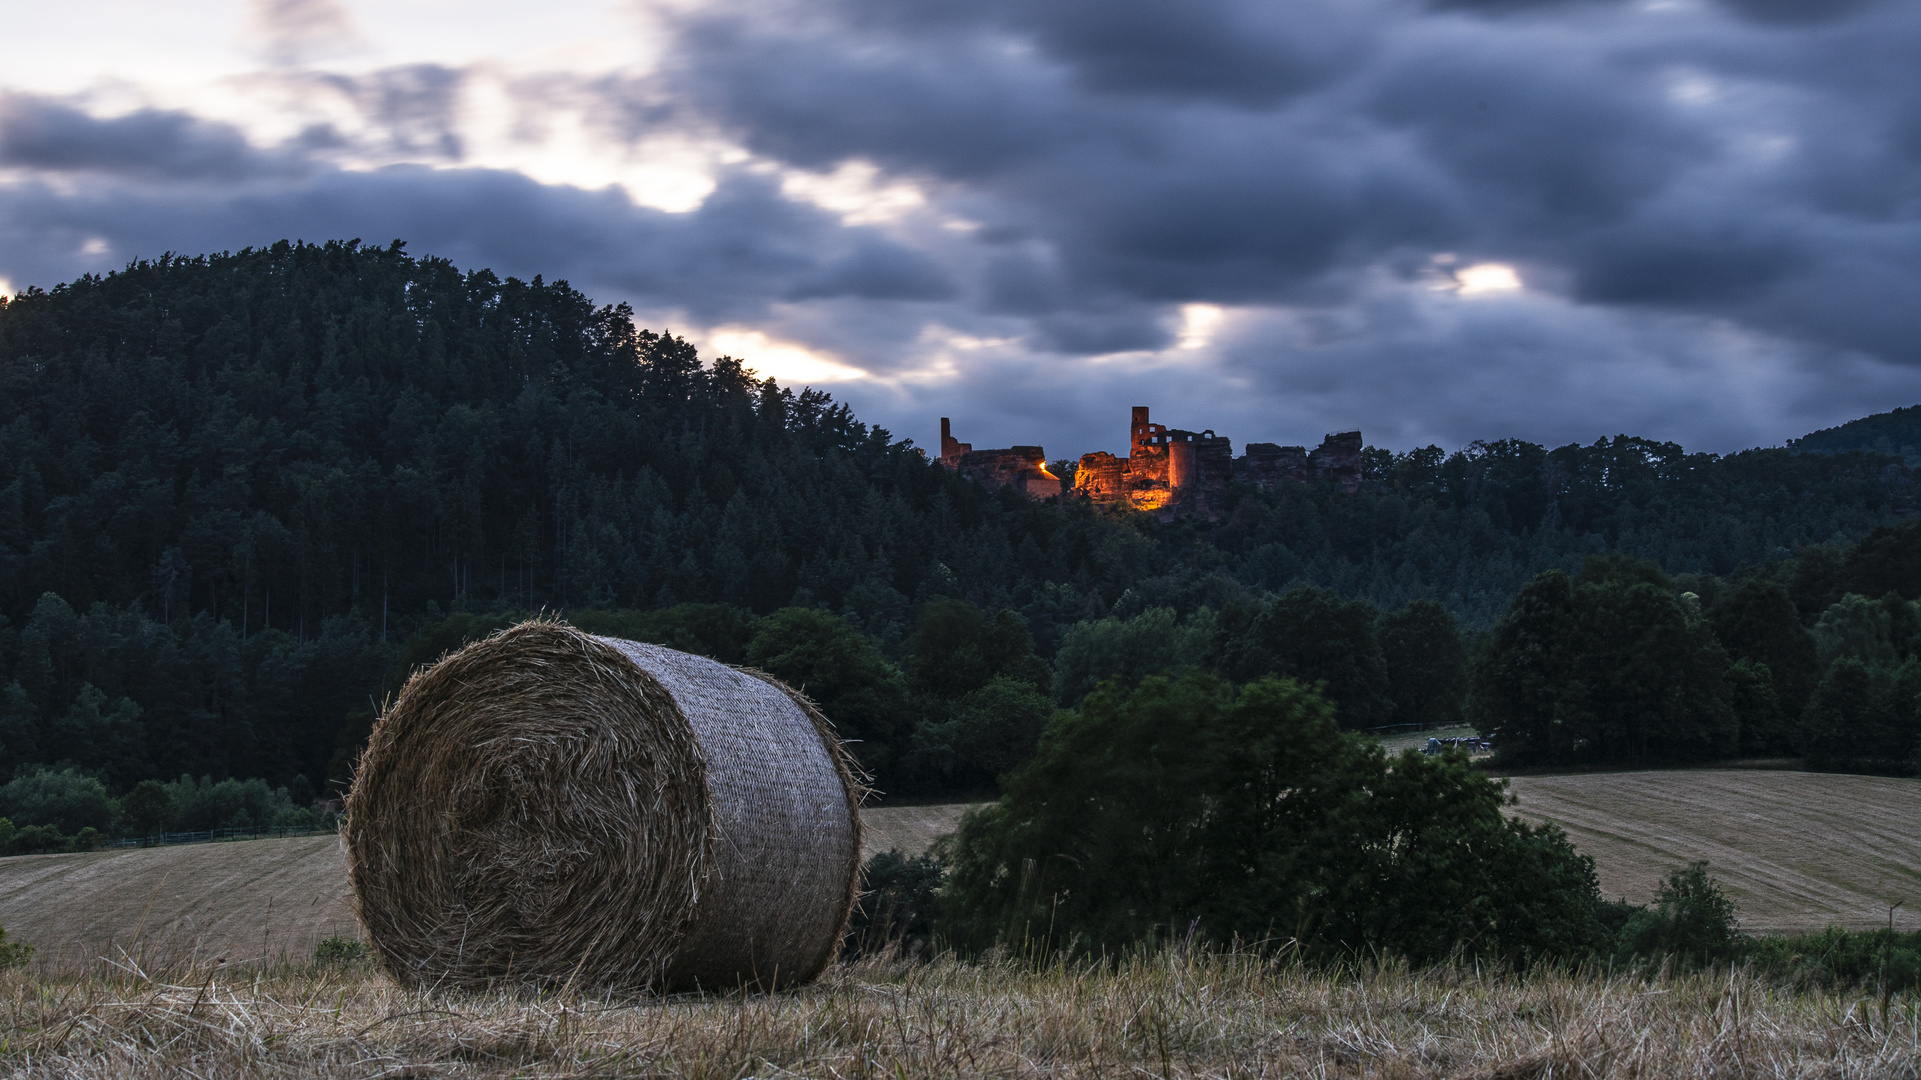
top-left (1073, 451), bottom-right (1129, 503)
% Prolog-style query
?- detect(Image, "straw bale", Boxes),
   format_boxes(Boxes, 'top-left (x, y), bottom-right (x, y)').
top-left (344, 620), bottom-right (862, 993)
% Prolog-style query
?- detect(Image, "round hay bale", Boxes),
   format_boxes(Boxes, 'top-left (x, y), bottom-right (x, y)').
top-left (344, 619), bottom-right (863, 993)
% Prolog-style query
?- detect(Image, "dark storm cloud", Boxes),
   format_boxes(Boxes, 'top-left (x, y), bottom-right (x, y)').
top-left (816, 0), bottom-right (1370, 106)
top-left (0, 94), bottom-right (286, 181)
top-left (650, 0), bottom-right (1921, 383)
top-left (1714, 0), bottom-right (1882, 26)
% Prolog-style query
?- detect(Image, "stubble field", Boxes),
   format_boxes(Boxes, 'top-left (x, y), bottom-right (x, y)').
top-left (2, 771), bottom-right (1917, 972)
top-left (6, 943), bottom-right (1919, 1078)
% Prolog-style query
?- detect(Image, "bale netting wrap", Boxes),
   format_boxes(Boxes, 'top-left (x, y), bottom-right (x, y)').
top-left (344, 620), bottom-right (862, 993)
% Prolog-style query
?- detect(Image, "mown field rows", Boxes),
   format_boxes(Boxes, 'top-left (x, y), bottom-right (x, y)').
top-left (2, 773), bottom-right (1917, 972)
top-left (1506, 771), bottom-right (1921, 933)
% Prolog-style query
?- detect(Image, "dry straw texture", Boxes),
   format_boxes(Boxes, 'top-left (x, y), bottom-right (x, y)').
top-left (7, 948), bottom-right (1919, 1078)
top-left (344, 620), bottom-right (861, 994)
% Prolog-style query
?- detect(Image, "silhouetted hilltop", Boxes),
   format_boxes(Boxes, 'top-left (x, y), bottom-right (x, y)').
top-left (1791, 406), bottom-right (1921, 465)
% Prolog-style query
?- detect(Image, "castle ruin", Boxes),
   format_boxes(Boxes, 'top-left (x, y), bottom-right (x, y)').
top-left (939, 418), bottom-right (1063, 499)
top-left (938, 408), bottom-right (1363, 519)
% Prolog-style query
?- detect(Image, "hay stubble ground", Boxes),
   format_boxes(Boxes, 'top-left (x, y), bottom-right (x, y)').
top-left (7, 947), bottom-right (1920, 1078)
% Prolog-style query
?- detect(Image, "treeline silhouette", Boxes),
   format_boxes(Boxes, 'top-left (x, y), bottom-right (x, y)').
top-left (2, 240), bottom-right (1918, 808)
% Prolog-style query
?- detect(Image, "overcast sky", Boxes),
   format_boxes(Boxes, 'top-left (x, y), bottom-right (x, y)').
top-left (3, 0), bottom-right (1919, 457)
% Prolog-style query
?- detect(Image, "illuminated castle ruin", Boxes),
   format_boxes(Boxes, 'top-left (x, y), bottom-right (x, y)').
top-left (1073, 407), bottom-right (1233, 515)
top-left (939, 418), bottom-right (1063, 499)
top-left (939, 408), bottom-right (1363, 519)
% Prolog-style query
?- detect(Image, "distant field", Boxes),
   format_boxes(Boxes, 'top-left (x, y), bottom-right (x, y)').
top-left (1506, 770), bottom-right (1921, 933)
top-left (2, 775), bottom-right (1915, 968)
top-left (0, 834), bottom-right (355, 971)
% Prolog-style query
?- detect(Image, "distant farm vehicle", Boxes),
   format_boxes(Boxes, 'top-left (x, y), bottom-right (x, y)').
top-left (1424, 736), bottom-right (1491, 755)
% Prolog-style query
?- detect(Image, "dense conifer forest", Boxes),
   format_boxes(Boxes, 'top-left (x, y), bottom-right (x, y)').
top-left (3, 241), bottom-right (1921, 836)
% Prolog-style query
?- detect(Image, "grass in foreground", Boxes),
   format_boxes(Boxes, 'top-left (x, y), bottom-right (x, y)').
top-left (2, 948), bottom-right (1918, 1078)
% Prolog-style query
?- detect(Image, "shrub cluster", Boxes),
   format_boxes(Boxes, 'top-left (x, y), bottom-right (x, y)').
top-left (0, 766), bottom-right (331, 852)
top-left (938, 673), bottom-right (1605, 963)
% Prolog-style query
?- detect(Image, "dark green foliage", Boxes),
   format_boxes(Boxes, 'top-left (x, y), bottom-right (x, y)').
top-left (1800, 655), bottom-right (1921, 774)
top-left (1709, 579), bottom-right (1817, 750)
top-left (1473, 563), bottom-right (1738, 766)
top-left (314, 935), bottom-right (370, 966)
top-left (1614, 862), bottom-right (1742, 968)
top-left (114, 779), bottom-right (177, 838)
top-left (164, 774), bottom-right (314, 831)
top-left (0, 924), bottom-right (32, 969)
top-left (845, 849), bottom-right (945, 958)
top-left (1790, 404), bottom-right (1921, 464)
top-left (743, 607), bottom-right (912, 776)
top-left (1744, 925), bottom-right (1921, 994)
top-left (1724, 660), bottom-right (1789, 758)
top-left (905, 599), bottom-right (1050, 700)
top-left (1377, 599), bottom-right (1468, 728)
top-left (906, 677), bottom-right (1057, 790)
top-left (1050, 607), bottom-right (1213, 706)
top-left (1842, 519), bottom-right (1921, 603)
top-left (1213, 588), bottom-right (1392, 729)
top-left (0, 766), bottom-right (114, 834)
top-left (572, 605), bottom-right (757, 664)
top-left (0, 817), bottom-right (105, 854)
top-left (939, 672), bottom-right (1606, 963)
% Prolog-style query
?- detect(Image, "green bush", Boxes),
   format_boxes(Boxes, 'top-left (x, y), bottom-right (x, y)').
top-left (1744, 925), bottom-right (1921, 993)
top-left (114, 779), bottom-right (178, 839)
top-left (164, 775), bottom-right (300, 832)
top-left (845, 849), bottom-right (945, 958)
top-left (0, 767), bottom-right (114, 835)
top-left (906, 677), bottom-right (1057, 790)
top-left (0, 817), bottom-right (104, 855)
top-left (940, 672), bottom-right (1607, 963)
top-left (0, 924), bottom-right (33, 970)
top-left (1615, 862), bottom-right (1742, 967)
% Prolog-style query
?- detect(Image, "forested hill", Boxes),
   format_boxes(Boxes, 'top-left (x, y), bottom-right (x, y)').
top-left (0, 240), bottom-right (1916, 795)
top-left (1790, 405), bottom-right (1921, 465)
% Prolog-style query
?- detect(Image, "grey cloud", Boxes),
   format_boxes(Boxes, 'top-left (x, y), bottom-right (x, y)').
top-left (307, 66), bottom-right (467, 160)
top-left (1573, 218), bottom-right (1804, 305)
top-left (251, 0), bottom-right (362, 66)
top-left (786, 239), bottom-right (957, 302)
top-left (0, 95), bottom-right (285, 181)
top-left (1715, 0), bottom-right (1882, 26)
top-left (0, 163), bottom-right (946, 328)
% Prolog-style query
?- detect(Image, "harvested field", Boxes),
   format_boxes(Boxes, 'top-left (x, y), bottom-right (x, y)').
top-left (0, 835), bottom-right (357, 971)
top-left (4, 773), bottom-right (1917, 971)
top-left (0, 805), bottom-right (973, 972)
top-left (5, 947), bottom-right (1915, 1078)
top-left (1507, 770), bottom-right (1921, 933)
top-left (860, 801), bottom-right (978, 857)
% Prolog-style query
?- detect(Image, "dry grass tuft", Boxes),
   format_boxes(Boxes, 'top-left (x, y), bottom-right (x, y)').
top-left (347, 620), bottom-right (861, 995)
top-left (3, 948), bottom-right (1917, 1078)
